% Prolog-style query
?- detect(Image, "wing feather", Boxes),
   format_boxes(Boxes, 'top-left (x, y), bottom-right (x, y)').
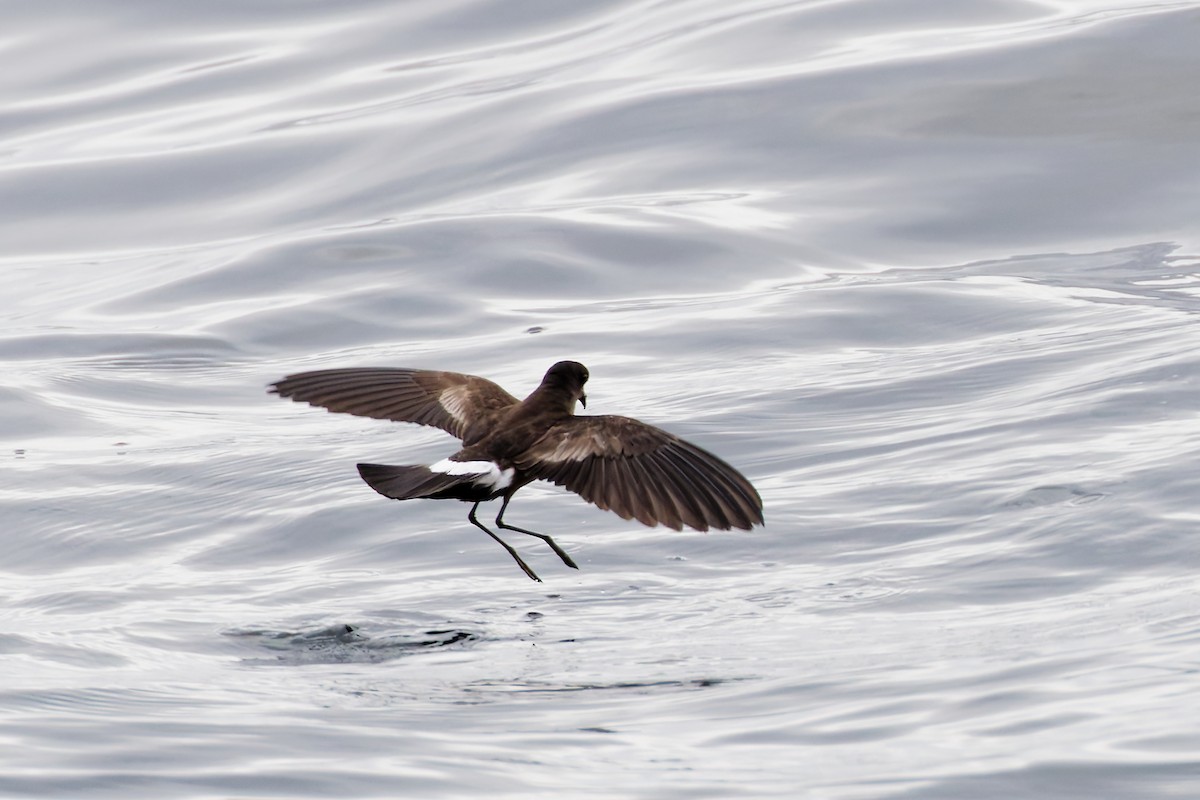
top-left (614, 455), bottom-right (662, 527)
top-left (517, 415), bottom-right (763, 531)
top-left (650, 446), bottom-right (716, 531)
top-left (269, 368), bottom-right (518, 439)
top-left (664, 442), bottom-right (737, 530)
top-left (633, 449), bottom-right (690, 531)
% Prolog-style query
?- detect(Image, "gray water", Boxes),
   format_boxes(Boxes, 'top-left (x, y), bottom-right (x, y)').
top-left (5, 2), bottom-right (1200, 797)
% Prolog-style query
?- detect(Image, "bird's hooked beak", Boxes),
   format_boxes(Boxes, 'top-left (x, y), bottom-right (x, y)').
top-left (579, 392), bottom-right (587, 410)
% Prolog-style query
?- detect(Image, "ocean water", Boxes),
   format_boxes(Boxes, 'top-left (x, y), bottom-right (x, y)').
top-left (4, 1), bottom-right (1200, 797)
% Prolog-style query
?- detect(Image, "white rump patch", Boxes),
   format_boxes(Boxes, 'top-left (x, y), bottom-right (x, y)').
top-left (430, 457), bottom-right (514, 490)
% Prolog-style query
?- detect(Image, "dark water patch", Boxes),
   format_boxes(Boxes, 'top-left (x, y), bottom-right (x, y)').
top-left (224, 623), bottom-right (479, 665)
top-left (1000, 485), bottom-right (1108, 510)
top-left (462, 676), bottom-right (736, 699)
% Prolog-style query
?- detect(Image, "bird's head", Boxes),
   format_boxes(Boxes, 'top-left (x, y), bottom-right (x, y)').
top-left (543, 360), bottom-right (589, 410)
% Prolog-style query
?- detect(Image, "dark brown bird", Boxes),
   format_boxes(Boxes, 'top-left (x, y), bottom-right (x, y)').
top-left (269, 361), bottom-right (763, 581)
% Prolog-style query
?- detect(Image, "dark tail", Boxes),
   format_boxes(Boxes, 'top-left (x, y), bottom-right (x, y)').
top-left (357, 463), bottom-right (466, 500)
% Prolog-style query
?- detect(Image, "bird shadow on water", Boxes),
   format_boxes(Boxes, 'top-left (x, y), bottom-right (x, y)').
top-left (222, 622), bottom-right (479, 666)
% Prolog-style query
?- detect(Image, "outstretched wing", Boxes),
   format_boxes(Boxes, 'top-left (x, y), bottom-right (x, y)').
top-left (269, 368), bottom-right (519, 440)
top-left (516, 415), bottom-right (763, 531)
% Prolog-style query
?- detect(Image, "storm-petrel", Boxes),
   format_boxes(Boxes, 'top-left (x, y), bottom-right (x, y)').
top-left (270, 361), bottom-right (763, 581)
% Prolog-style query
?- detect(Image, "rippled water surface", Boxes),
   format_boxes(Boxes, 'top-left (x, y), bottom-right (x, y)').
top-left (6, 2), bottom-right (1200, 797)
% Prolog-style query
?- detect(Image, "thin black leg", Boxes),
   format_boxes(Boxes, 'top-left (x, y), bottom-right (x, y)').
top-left (495, 495), bottom-right (579, 570)
top-left (467, 501), bottom-right (541, 582)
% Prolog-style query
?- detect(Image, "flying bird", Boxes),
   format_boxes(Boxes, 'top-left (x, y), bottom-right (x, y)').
top-left (269, 361), bottom-right (763, 581)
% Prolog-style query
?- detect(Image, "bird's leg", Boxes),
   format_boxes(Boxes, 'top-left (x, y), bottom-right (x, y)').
top-left (467, 501), bottom-right (541, 582)
top-left (495, 495), bottom-right (579, 570)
